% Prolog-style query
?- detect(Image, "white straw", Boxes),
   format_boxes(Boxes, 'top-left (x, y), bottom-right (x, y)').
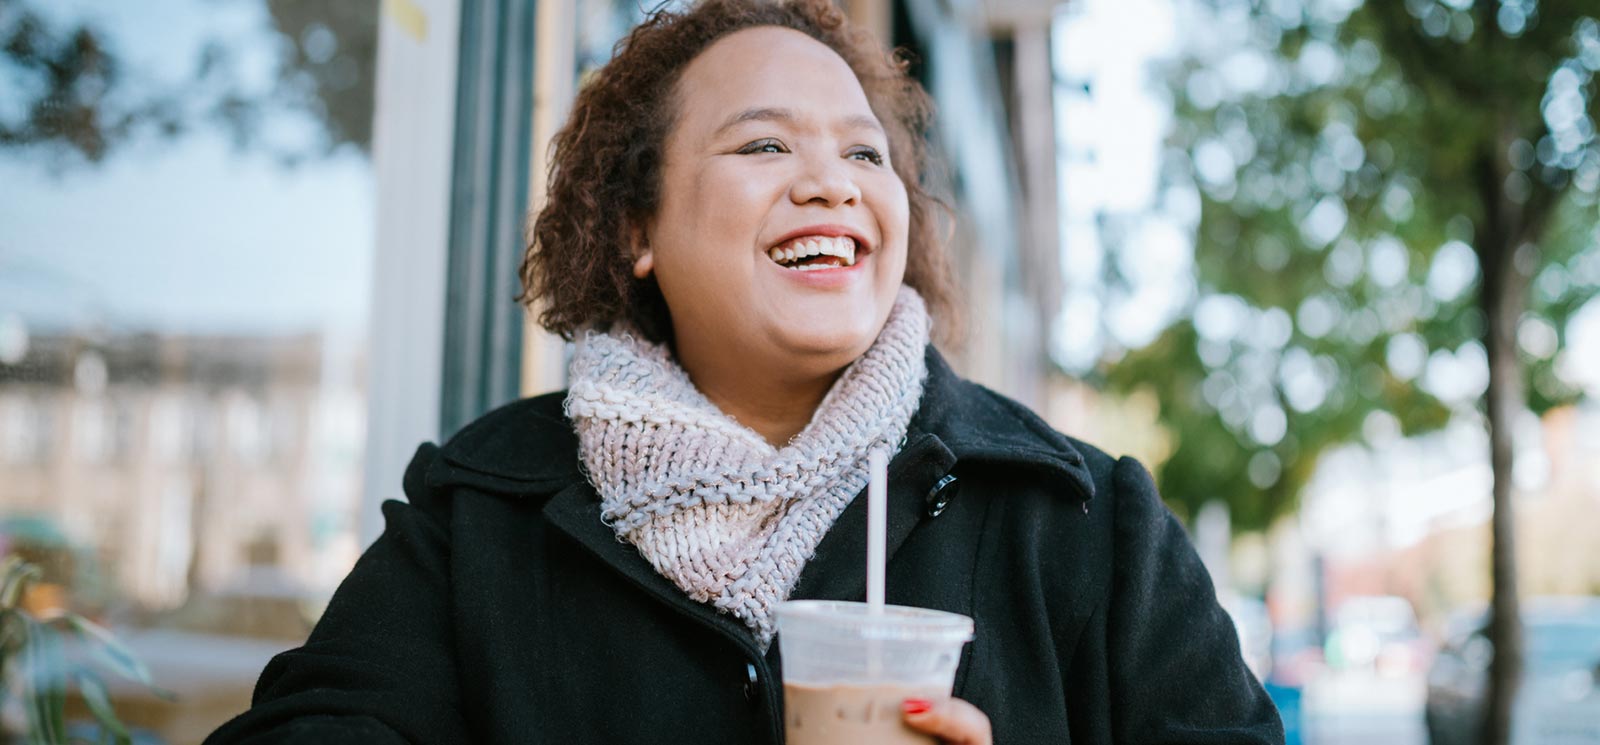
top-left (867, 449), bottom-right (888, 614)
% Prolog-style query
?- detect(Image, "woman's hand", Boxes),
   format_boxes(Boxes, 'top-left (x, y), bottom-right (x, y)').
top-left (901, 696), bottom-right (992, 745)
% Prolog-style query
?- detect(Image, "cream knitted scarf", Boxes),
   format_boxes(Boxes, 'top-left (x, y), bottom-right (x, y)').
top-left (564, 288), bottom-right (930, 650)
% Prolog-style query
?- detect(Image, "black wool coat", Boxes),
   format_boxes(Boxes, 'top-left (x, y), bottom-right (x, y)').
top-left (206, 349), bottom-right (1284, 744)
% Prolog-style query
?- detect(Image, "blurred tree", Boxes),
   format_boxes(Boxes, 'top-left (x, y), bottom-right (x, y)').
top-left (0, 0), bottom-right (376, 164)
top-left (1096, 2), bottom-right (1598, 742)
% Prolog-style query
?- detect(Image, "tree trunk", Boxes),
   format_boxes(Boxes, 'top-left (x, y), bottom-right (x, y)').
top-left (1476, 207), bottom-right (1527, 745)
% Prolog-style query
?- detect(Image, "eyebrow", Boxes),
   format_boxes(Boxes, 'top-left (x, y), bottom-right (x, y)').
top-left (713, 106), bottom-right (885, 137)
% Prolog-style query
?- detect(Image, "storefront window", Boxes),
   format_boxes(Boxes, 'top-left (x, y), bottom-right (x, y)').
top-left (0, 0), bottom-right (378, 739)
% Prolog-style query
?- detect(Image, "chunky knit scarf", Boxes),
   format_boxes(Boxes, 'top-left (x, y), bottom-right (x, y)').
top-left (564, 288), bottom-right (930, 650)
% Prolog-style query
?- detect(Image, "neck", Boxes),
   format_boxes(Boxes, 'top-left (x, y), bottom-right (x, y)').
top-left (677, 349), bottom-right (842, 447)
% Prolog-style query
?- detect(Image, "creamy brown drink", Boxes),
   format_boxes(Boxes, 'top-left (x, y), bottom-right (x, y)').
top-left (774, 601), bottom-right (973, 745)
top-left (783, 682), bottom-right (946, 745)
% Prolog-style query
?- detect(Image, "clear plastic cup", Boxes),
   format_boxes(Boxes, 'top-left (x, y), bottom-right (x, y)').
top-left (775, 600), bottom-right (974, 745)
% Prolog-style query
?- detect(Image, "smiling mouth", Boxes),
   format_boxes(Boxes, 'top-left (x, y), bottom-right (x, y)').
top-left (767, 235), bottom-right (860, 271)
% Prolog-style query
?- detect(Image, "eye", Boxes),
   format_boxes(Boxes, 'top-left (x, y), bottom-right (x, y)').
top-left (738, 138), bottom-right (787, 155)
top-left (847, 146), bottom-right (885, 166)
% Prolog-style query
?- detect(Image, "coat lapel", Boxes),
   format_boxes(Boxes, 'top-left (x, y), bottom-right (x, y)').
top-left (913, 348), bottom-right (1097, 505)
top-left (787, 431), bottom-right (955, 602)
top-left (540, 480), bottom-right (769, 657)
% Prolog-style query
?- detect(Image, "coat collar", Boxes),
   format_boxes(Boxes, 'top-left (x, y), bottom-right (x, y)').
top-left (908, 348), bottom-right (1095, 502)
top-left (429, 346), bottom-right (1095, 504)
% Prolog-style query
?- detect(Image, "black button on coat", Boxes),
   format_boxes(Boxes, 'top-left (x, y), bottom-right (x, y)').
top-left (205, 349), bottom-right (1284, 744)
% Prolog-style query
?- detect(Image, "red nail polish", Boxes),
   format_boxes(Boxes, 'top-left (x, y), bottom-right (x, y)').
top-left (902, 698), bottom-right (931, 715)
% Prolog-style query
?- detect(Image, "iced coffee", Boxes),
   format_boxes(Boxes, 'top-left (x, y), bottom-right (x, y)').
top-left (774, 600), bottom-right (974, 745)
top-left (783, 681), bottom-right (947, 744)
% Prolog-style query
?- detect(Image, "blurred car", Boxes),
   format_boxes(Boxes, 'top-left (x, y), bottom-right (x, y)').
top-left (1223, 594), bottom-right (1274, 682)
top-left (1425, 596), bottom-right (1600, 745)
top-left (1269, 626), bottom-right (1326, 688)
top-left (1326, 595), bottom-right (1430, 677)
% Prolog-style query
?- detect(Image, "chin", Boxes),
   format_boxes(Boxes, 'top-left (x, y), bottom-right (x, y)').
top-left (766, 318), bottom-right (879, 366)
top-left (748, 285), bottom-right (900, 368)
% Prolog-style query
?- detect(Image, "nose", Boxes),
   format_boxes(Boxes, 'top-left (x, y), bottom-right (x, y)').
top-left (789, 154), bottom-right (861, 207)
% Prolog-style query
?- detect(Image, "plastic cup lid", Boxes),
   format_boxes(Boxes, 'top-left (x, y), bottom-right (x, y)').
top-left (775, 600), bottom-right (974, 643)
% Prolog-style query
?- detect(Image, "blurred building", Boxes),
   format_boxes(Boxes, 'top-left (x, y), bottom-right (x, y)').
top-left (1297, 401), bottom-right (1600, 629)
top-left (0, 331), bottom-right (364, 612)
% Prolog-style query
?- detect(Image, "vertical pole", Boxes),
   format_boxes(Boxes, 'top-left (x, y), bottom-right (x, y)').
top-left (521, 0), bottom-right (578, 398)
top-left (361, 0), bottom-right (462, 546)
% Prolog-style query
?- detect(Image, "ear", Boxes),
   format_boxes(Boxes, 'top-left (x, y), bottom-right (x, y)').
top-left (629, 223), bottom-right (654, 279)
top-left (632, 252), bottom-right (654, 279)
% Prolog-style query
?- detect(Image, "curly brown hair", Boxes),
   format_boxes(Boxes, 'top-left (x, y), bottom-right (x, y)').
top-left (520, 0), bottom-right (957, 345)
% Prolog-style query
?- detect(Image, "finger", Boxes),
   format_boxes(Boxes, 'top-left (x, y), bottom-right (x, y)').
top-left (901, 696), bottom-right (992, 745)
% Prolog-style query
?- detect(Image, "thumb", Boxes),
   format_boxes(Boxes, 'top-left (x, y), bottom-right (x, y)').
top-left (901, 696), bottom-right (992, 745)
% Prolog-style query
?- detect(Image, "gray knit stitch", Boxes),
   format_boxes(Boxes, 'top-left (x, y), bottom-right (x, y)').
top-left (564, 288), bottom-right (930, 650)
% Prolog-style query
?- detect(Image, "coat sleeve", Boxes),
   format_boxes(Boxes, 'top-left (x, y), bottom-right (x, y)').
top-left (204, 444), bottom-right (473, 745)
top-left (1106, 456), bottom-right (1284, 744)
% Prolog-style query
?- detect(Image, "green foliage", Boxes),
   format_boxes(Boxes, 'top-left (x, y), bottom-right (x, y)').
top-left (0, 0), bottom-right (378, 164)
top-left (1098, 0), bottom-right (1600, 531)
top-left (0, 555), bottom-right (169, 745)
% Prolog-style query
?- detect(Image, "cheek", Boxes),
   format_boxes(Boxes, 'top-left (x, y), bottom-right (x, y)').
top-left (651, 162), bottom-right (780, 301)
top-left (678, 164), bottom-right (775, 243)
top-left (657, 167), bottom-right (746, 263)
top-left (873, 177), bottom-right (912, 268)
top-left (701, 166), bottom-right (775, 233)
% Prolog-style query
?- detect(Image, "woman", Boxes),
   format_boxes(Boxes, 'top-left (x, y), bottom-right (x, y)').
top-left (207, 0), bottom-right (1283, 742)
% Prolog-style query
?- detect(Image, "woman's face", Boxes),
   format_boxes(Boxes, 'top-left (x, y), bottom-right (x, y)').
top-left (642, 26), bottom-right (910, 378)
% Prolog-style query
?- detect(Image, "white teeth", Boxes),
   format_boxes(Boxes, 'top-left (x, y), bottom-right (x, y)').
top-left (767, 235), bottom-right (865, 268)
top-left (821, 237), bottom-right (855, 265)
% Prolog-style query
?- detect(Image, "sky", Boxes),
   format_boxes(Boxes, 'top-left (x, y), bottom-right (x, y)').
top-left (1055, 0), bottom-right (1292, 381)
top-left (1052, 0), bottom-right (1193, 372)
top-left (0, 0), bottom-right (374, 339)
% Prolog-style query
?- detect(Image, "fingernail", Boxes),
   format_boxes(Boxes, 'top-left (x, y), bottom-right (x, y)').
top-left (902, 698), bottom-right (931, 715)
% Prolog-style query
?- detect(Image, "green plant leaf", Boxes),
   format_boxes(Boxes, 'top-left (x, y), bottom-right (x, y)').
top-left (0, 557), bottom-right (159, 743)
top-left (22, 616), bottom-right (68, 745)
top-left (73, 670), bottom-right (132, 745)
top-left (60, 614), bottom-right (154, 688)
top-left (0, 555), bottom-right (25, 579)
top-left (0, 611), bottom-right (26, 680)
top-left (1, 556), bottom-right (41, 611)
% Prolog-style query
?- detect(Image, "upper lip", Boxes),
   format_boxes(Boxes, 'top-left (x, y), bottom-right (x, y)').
top-left (768, 224), bottom-right (873, 256)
